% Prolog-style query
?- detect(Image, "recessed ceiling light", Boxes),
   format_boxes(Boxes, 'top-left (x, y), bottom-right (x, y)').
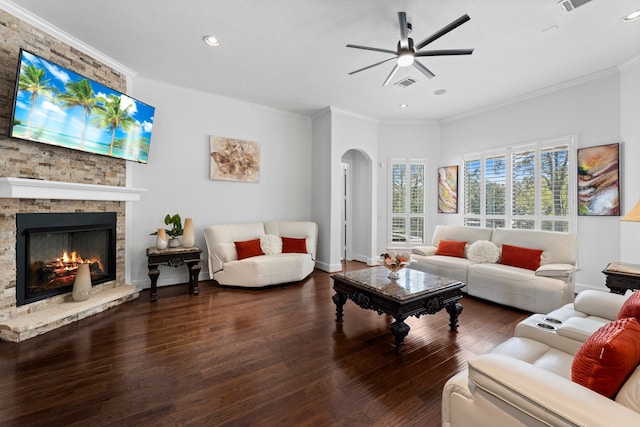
top-left (203, 35), bottom-right (220, 46)
top-left (434, 89), bottom-right (447, 95)
top-left (623, 10), bottom-right (640, 22)
top-left (399, 104), bottom-right (408, 109)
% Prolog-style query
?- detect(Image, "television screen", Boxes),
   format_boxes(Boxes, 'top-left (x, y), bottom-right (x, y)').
top-left (9, 49), bottom-right (155, 164)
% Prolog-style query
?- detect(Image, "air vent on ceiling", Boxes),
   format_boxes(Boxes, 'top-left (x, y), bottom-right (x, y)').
top-left (557, 0), bottom-right (592, 13)
top-left (395, 77), bottom-right (417, 88)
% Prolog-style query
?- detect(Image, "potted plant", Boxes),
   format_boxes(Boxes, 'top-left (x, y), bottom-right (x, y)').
top-left (151, 214), bottom-right (183, 248)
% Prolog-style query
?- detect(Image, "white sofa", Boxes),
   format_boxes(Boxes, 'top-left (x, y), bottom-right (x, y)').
top-left (411, 225), bottom-right (577, 313)
top-left (204, 221), bottom-right (317, 287)
top-left (442, 290), bottom-right (640, 426)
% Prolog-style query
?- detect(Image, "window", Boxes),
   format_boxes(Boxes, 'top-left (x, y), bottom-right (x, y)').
top-left (463, 135), bottom-right (575, 232)
top-left (389, 159), bottom-right (426, 246)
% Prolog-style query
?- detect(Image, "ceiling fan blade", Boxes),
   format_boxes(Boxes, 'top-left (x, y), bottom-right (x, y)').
top-left (415, 48), bottom-right (474, 57)
top-left (382, 64), bottom-right (399, 86)
top-left (348, 57), bottom-right (397, 75)
top-left (346, 44), bottom-right (397, 55)
top-left (398, 12), bottom-right (409, 49)
top-left (415, 14), bottom-right (471, 51)
top-left (413, 60), bottom-right (435, 79)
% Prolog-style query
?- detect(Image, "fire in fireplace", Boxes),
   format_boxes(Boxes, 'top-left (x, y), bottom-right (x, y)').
top-left (16, 212), bottom-right (117, 306)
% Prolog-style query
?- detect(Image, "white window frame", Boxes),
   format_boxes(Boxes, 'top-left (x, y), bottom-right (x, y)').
top-left (462, 135), bottom-right (577, 232)
top-left (388, 158), bottom-right (427, 248)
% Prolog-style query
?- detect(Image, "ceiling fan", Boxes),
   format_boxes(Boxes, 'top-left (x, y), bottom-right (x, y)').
top-left (347, 12), bottom-right (474, 86)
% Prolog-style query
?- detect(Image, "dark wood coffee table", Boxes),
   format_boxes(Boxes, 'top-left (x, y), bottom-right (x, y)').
top-left (331, 266), bottom-right (464, 353)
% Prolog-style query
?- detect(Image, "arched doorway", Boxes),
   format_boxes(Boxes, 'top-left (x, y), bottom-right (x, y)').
top-left (341, 149), bottom-right (373, 264)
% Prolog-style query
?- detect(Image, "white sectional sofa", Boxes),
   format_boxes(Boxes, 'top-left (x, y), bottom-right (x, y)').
top-left (411, 225), bottom-right (577, 313)
top-left (204, 221), bottom-right (318, 287)
top-left (442, 290), bottom-right (640, 426)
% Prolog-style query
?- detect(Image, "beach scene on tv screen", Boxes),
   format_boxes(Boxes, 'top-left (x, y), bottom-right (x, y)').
top-left (10, 50), bottom-right (154, 163)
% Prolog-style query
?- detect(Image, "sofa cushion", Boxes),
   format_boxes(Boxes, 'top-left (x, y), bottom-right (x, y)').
top-left (282, 237), bottom-right (307, 254)
top-left (467, 240), bottom-right (500, 263)
top-left (260, 234), bottom-right (282, 255)
top-left (572, 317), bottom-right (640, 398)
top-left (234, 239), bottom-right (264, 260)
top-left (618, 290), bottom-right (640, 322)
top-left (431, 225), bottom-right (493, 246)
top-left (216, 253), bottom-right (314, 287)
top-left (499, 244), bottom-right (543, 271)
top-left (435, 240), bottom-right (466, 258)
top-left (616, 365), bottom-right (640, 412)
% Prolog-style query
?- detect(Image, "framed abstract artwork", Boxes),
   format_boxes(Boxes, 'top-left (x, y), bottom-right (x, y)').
top-left (209, 135), bottom-right (261, 183)
top-left (438, 166), bottom-right (458, 213)
top-left (577, 143), bottom-right (620, 216)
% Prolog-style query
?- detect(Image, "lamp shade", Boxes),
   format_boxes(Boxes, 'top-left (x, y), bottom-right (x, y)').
top-left (622, 199), bottom-right (640, 222)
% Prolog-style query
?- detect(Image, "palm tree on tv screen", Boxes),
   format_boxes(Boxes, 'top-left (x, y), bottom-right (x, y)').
top-left (18, 64), bottom-right (56, 138)
top-left (58, 79), bottom-right (98, 149)
top-left (91, 94), bottom-right (136, 157)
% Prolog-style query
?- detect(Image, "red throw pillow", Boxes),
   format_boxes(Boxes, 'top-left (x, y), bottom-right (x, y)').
top-left (281, 237), bottom-right (307, 254)
top-left (499, 244), bottom-right (543, 271)
top-left (572, 317), bottom-right (640, 398)
top-left (234, 239), bottom-right (263, 260)
top-left (618, 291), bottom-right (640, 322)
top-left (435, 240), bottom-right (466, 258)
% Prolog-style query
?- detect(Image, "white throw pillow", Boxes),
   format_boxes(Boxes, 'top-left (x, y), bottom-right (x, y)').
top-left (260, 234), bottom-right (282, 255)
top-left (467, 240), bottom-right (500, 263)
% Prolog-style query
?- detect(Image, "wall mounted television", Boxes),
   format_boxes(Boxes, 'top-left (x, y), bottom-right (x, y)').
top-left (9, 49), bottom-right (155, 164)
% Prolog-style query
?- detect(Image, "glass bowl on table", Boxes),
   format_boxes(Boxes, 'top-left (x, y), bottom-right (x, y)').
top-left (380, 251), bottom-right (411, 280)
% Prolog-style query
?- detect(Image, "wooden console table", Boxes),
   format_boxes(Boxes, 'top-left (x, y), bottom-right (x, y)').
top-left (602, 262), bottom-right (640, 295)
top-left (146, 246), bottom-right (202, 302)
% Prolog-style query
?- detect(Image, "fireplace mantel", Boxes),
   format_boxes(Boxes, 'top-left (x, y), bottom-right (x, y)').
top-left (0, 177), bottom-right (146, 201)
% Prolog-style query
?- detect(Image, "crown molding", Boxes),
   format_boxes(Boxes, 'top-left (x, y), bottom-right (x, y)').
top-left (442, 67), bottom-right (620, 124)
top-left (0, 0), bottom-right (136, 78)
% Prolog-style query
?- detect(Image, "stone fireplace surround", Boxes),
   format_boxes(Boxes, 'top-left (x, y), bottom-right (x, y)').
top-left (0, 8), bottom-right (148, 342)
top-left (0, 178), bottom-right (146, 342)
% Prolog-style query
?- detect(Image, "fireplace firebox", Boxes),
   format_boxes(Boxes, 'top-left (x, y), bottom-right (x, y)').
top-left (16, 212), bottom-right (117, 306)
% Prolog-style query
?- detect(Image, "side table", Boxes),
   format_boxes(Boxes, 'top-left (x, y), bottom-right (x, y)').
top-left (146, 246), bottom-right (202, 302)
top-left (602, 262), bottom-right (640, 295)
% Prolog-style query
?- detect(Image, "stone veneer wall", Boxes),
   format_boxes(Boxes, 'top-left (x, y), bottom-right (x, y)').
top-left (0, 10), bottom-right (129, 319)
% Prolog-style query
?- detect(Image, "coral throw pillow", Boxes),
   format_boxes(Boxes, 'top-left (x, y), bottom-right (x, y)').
top-left (618, 291), bottom-right (640, 322)
top-left (234, 239), bottom-right (264, 260)
top-left (435, 240), bottom-right (466, 258)
top-left (282, 237), bottom-right (307, 254)
top-left (499, 244), bottom-right (543, 271)
top-left (572, 317), bottom-right (640, 398)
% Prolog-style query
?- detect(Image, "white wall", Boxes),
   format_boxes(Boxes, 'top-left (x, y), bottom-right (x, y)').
top-left (330, 109), bottom-right (379, 268)
top-left (311, 108), bottom-right (334, 271)
top-left (377, 121), bottom-right (441, 252)
top-left (129, 78), bottom-right (312, 288)
top-left (440, 72), bottom-right (623, 291)
top-left (620, 58), bottom-right (640, 263)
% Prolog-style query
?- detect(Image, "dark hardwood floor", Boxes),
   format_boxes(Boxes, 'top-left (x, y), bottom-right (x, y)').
top-left (0, 262), bottom-right (529, 426)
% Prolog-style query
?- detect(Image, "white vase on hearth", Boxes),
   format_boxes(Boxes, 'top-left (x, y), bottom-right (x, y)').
top-left (182, 217), bottom-right (195, 248)
top-left (72, 263), bottom-right (92, 302)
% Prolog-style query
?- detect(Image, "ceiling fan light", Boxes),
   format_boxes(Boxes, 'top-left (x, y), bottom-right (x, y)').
top-left (397, 52), bottom-right (414, 67)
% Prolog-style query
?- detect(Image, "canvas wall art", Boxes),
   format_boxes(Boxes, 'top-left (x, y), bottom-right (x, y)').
top-left (209, 135), bottom-right (260, 183)
top-left (438, 166), bottom-right (458, 213)
top-left (577, 143), bottom-right (620, 216)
